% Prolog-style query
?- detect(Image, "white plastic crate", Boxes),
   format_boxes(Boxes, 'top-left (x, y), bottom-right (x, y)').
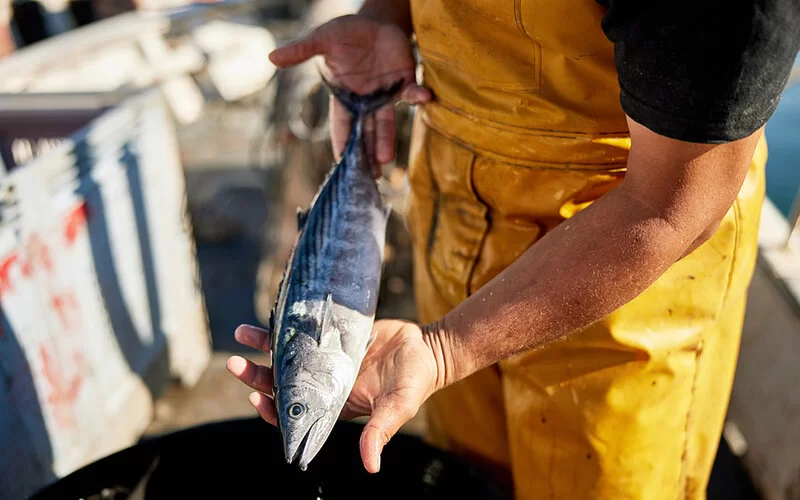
top-left (0, 89), bottom-right (211, 500)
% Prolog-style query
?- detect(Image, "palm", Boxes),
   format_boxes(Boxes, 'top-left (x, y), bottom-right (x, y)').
top-left (342, 320), bottom-right (436, 421)
top-left (316, 16), bottom-right (417, 94)
top-left (268, 14), bottom-right (431, 166)
top-left (226, 318), bottom-right (438, 473)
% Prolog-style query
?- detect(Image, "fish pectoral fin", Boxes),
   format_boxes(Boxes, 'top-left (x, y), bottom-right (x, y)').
top-left (364, 329), bottom-right (377, 354)
top-left (319, 294), bottom-right (342, 351)
top-left (296, 207), bottom-right (309, 231)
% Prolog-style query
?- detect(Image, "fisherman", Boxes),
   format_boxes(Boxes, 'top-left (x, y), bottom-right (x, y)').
top-left (227, 1), bottom-right (800, 498)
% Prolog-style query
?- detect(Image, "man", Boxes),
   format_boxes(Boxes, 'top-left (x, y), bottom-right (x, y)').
top-left (227, 0), bottom-right (800, 498)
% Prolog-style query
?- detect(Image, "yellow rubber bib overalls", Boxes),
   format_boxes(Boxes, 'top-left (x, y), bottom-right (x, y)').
top-left (404, 1), bottom-right (767, 499)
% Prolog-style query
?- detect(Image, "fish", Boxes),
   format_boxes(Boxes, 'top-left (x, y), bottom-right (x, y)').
top-left (269, 75), bottom-right (404, 471)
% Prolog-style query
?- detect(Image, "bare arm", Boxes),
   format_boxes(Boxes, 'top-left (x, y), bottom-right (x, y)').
top-left (426, 117), bottom-right (763, 387)
top-left (226, 114), bottom-right (765, 474)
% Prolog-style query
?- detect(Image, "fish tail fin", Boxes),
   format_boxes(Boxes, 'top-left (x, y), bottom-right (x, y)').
top-left (319, 73), bottom-right (404, 119)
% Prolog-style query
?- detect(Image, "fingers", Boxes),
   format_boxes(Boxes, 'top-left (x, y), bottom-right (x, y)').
top-left (227, 336), bottom-right (277, 426)
top-left (368, 84), bottom-right (431, 167)
top-left (399, 84), bottom-right (433, 105)
top-left (375, 106), bottom-right (396, 166)
top-left (359, 397), bottom-right (418, 473)
top-left (249, 391), bottom-right (278, 426)
top-left (330, 97), bottom-right (352, 161)
top-left (268, 32), bottom-right (323, 68)
top-left (332, 101), bottom-right (390, 175)
top-left (363, 113), bottom-right (379, 177)
top-left (226, 355), bottom-right (273, 394)
top-left (329, 81), bottom-right (431, 169)
top-left (234, 324), bottom-right (271, 353)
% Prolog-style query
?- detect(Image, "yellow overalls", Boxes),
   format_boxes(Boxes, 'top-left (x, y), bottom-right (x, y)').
top-left (404, 0), bottom-right (767, 498)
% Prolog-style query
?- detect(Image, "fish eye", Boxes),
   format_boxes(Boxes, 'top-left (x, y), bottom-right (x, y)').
top-left (288, 403), bottom-right (306, 418)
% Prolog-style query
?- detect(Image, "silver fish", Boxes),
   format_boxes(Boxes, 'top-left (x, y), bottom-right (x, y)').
top-left (269, 76), bottom-right (404, 470)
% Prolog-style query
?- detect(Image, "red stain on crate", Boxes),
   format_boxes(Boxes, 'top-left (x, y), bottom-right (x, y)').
top-left (0, 253), bottom-right (18, 297)
top-left (51, 292), bottom-right (81, 331)
top-left (41, 345), bottom-right (84, 429)
top-left (27, 235), bottom-right (53, 275)
top-left (51, 295), bottom-right (69, 330)
top-left (20, 258), bottom-right (32, 278)
top-left (65, 203), bottom-right (90, 246)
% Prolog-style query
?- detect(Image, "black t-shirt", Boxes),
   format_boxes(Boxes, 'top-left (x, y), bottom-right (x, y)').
top-left (597, 0), bottom-right (800, 143)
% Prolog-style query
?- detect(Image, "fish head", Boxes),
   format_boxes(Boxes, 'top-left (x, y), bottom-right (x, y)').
top-left (276, 332), bottom-right (354, 470)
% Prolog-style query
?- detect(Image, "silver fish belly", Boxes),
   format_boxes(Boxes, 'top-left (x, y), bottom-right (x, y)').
top-left (269, 78), bottom-right (403, 470)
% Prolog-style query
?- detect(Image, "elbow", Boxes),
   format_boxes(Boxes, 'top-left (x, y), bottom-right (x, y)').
top-left (646, 198), bottom-right (733, 261)
top-left (620, 178), bottom-right (735, 260)
top-left (696, 216), bottom-right (726, 246)
top-left (653, 209), bottom-right (730, 262)
top-left (678, 215), bottom-right (726, 259)
top-left (616, 183), bottom-right (732, 262)
top-left (669, 189), bottom-right (738, 256)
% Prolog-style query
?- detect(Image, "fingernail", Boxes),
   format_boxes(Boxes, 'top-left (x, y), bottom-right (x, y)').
top-left (249, 392), bottom-right (260, 406)
top-left (227, 356), bottom-right (246, 375)
top-left (234, 326), bottom-right (253, 344)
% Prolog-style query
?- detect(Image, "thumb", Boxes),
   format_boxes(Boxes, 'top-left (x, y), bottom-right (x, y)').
top-left (359, 396), bottom-right (417, 473)
top-left (268, 31), bottom-right (323, 68)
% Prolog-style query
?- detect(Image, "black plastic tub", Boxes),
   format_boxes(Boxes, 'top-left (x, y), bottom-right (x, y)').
top-left (30, 417), bottom-right (509, 500)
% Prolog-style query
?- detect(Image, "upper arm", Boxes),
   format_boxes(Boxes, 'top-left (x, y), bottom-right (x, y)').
top-left (621, 117), bottom-right (761, 239)
top-left (600, 0), bottom-right (799, 235)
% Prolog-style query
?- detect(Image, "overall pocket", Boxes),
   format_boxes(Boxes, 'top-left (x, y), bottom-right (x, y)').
top-left (515, 0), bottom-right (611, 60)
top-left (406, 122), bottom-right (489, 307)
top-left (411, 0), bottom-right (542, 93)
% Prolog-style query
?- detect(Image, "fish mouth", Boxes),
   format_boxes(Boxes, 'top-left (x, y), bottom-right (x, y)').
top-left (283, 414), bottom-right (320, 466)
top-left (286, 414), bottom-right (337, 471)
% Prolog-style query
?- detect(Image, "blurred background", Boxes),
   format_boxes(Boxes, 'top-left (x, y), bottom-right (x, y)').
top-left (0, 1), bottom-right (797, 499)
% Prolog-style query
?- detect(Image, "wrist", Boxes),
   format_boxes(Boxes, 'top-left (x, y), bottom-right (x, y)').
top-left (421, 317), bottom-right (468, 391)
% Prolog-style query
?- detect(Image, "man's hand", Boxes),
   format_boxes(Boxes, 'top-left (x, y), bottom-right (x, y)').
top-left (226, 319), bottom-right (441, 473)
top-left (269, 15), bottom-right (431, 173)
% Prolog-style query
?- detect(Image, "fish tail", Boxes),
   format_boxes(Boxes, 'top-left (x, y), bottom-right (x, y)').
top-left (319, 74), bottom-right (404, 119)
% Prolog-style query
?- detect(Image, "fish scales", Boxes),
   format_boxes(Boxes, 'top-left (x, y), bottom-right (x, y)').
top-left (270, 76), bottom-right (404, 470)
top-left (279, 149), bottom-right (382, 346)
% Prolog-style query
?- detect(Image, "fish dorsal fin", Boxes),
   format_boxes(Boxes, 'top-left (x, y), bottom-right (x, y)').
top-left (318, 294), bottom-right (341, 350)
top-left (297, 207), bottom-right (309, 231)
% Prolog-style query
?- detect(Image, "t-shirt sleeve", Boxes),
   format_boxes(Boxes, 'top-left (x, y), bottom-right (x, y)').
top-left (599, 0), bottom-right (800, 143)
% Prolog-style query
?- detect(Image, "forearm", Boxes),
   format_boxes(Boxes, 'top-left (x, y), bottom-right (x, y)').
top-left (424, 182), bottom-right (711, 388)
top-left (358, 0), bottom-right (413, 35)
top-left (421, 115), bottom-right (763, 389)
